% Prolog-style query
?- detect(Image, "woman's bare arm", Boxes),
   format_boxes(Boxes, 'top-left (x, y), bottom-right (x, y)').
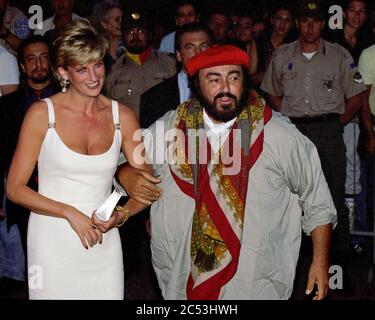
top-left (7, 100), bottom-right (102, 249)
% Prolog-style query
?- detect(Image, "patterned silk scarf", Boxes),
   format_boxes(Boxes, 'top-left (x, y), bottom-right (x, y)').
top-left (169, 90), bottom-right (272, 299)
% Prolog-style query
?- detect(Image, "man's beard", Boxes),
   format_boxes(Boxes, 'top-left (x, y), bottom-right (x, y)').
top-left (127, 40), bottom-right (146, 54)
top-left (197, 89), bottom-right (249, 123)
top-left (31, 70), bottom-right (50, 84)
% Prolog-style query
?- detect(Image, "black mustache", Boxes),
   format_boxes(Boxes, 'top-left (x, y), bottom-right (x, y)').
top-left (214, 92), bottom-right (237, 100)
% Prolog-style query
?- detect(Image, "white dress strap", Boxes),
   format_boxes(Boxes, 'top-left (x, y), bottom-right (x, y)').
top-left (43, 98), bottom-right (55, 128)
top-left (111, 100), bottom-right (121, 130)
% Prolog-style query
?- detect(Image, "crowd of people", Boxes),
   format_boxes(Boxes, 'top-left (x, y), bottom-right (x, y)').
top-left (1, 0), bottom-right (375, 300)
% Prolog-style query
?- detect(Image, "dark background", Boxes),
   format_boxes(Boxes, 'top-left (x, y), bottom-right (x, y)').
top-left (10, 0), bottom-right (375, 33)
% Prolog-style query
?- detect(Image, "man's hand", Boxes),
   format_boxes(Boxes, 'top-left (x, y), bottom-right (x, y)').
top-left (306, 262), bottom-right (329, 300)
top-left (0, 208), bottom-right (4, 220)
top-left (117, 165), bottom-right (162, 205)
top-left (307, 224), bottom-right (332, 300)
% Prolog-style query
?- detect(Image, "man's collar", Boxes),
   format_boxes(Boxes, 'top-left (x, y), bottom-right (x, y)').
top-left (294, 37), bottom-right (326, 56)
top-left (125, 46), bottom-right (153, 65)
top-left (203, 108), bottom-right (237, 136)
top-left (178, 70), bottom-right (188, 80)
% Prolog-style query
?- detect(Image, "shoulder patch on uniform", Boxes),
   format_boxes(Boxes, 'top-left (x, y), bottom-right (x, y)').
top-left (353, 72), bottom-right (363, 83)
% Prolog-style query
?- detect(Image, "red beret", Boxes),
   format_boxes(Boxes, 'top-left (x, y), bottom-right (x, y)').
top-left (186, 44), bottom-right (250, 76)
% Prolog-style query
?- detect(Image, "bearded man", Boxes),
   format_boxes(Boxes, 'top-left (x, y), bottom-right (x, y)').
top-left (0, 35), bottom-right (59, 255)
top-left (117, 44), bottom-right (337, 300)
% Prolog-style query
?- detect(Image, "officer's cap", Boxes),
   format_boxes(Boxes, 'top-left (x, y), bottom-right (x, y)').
top-left (295, 0), bottom-right (326, 21)
top-left (122, 12), bottom-right (148, 32)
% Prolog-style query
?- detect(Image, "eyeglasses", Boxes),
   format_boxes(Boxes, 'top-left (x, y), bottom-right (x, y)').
top-left (126, 28), bottom-right (146, 35)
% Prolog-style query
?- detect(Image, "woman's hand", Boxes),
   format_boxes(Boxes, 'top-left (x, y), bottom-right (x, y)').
top-left (91, 209), bottom-right (124, 234)
top-left (64, 206), bottom-right (103, 249)
top-left (117, 165), bottom-right (163, 205)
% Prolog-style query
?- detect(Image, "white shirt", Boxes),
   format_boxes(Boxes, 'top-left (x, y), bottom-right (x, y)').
top-left (302, 51), bottom-right (317, 60)
top-left (0, 45), bottom-right (20, 97)
top-left (177, 70), bottom-right (191, 104)
top-left (203, 109), bottom-right (236, 153)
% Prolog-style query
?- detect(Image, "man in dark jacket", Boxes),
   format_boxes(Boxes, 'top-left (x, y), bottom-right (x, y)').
top-left (140, 22), bottom-right (214, 128)
top-left (0, 35), bottom-right (58, 256)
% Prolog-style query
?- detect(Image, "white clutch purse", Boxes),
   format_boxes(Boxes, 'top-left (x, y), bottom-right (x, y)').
top-left (95, 188), bottom-right (125, 221)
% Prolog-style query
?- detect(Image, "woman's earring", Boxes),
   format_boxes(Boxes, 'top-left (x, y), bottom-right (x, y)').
top-left (62, 78), bottom-right (68, 93)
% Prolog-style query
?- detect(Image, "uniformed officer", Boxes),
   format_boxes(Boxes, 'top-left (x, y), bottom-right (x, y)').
top-left (261, 0), bottom-right (367, 288)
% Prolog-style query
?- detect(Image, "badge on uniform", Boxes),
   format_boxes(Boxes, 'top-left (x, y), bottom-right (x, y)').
top-left (353, 72), bottom-right (363, 84)
top-left (324, 80), bottom-right (333, 92)
top-left (308, 2), bottom-right (317, 10)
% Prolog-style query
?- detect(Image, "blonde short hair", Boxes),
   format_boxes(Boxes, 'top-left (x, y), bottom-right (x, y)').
top-left (51, 19), bottom-right (108, 78)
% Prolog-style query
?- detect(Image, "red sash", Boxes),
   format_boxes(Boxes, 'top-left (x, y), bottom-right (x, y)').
top-left (169, 91), bottom-right (272, 299)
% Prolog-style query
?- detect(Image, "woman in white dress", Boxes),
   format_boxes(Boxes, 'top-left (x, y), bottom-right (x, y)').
top-left (6, 19), bottom-right (160, 299)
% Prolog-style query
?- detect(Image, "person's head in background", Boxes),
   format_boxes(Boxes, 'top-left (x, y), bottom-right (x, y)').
top-left (174, 22), bottom-right (214, 73)
top-left (207, 9), bottom-right (231, 43)
top-left (227, 8), bottom-right (241, 39)
top-left (51, 0), bottom-right (74, 18)
top-left (122, 13), bottom-right (150, 54)
top-left (174, 0), bottom-right (200, 27)
top-left (91, 0), bottom-right (123, 39)
top-left (270, 4), bottom-right (294, 40)
top-left (91, 0), bottom-right (123, 61)
top-left (343, 0), bottom-right (368, 31)
top-left (252, 17), bottom-right (266, 39)
top-left (237, 12), bottom-right (255, 44)
top-left (18, 35), bottom-right (52, 89)
top-left (295, 0), bottom-right (326, 48)
top-left (51, 19), bottom-right (108, 98)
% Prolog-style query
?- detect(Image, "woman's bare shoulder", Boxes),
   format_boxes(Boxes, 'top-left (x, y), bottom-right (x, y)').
top-left (25, 100), bottom-right (49, 121)
top-left (117, 102), bottom-right (138, 122)
top-left (22, 100), bottom-right (50, 137)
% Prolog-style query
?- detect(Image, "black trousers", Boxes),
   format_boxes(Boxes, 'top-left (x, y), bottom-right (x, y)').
top-left (291, 117), bottom-right (350, 266)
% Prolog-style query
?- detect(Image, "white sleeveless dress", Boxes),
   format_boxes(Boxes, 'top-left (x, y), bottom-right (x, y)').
top-left (27, 98), bottom-right (124, 299)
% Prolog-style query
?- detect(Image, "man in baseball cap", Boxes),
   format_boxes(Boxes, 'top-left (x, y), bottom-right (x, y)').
top-left (117, 44), bottom-right (336, 300)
